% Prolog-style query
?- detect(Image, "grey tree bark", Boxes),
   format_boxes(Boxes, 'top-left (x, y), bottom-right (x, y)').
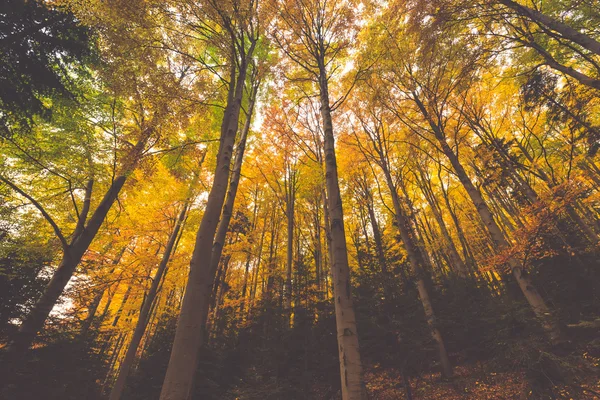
top-left (159, 34), bottom-right (256, 400)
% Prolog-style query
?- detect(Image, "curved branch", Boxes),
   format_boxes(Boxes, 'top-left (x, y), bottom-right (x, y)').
top-left (0, 175), bottom-right (70, 252)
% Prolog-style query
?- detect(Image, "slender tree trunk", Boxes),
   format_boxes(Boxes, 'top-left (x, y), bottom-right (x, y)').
top-left (420, 214), bottom-right (451, 278)
top-left (207, 78), bottom-right (259, 298)
top-left (285, 180), bottom-right (295, 318)
top-left (111, 286), bottom-right (132, 328)
top-left (313, 201), bottom-right (323, 298)
top-left (108, 201), bottom-right (189, 400)
top-left (238, 189), bottom-right (260, 320)
top-left (102, 333), bottom-right (127, 392)
top-left (413, 94), bottom-right (563, 344)
top-left (318, 70), bottom-right (367, 400)
top-left (416, 166), bottom-right (469, 277)
top-left (209, 254), bottom-right (232, 339)
top-left (367, 199), bottom-right (387, 275)
top-left (80, 289), bottom-right (104, 337)
top-left (322, 188), bottom-right (333, 300)
top-left (381, 167), bottom-right (453, 378)
top-left (80, 245), bottom-right (129, 337)
top-left (238, 252), bottom-right (252, 318)
top-left (249, 212), bottom-right (267, 311)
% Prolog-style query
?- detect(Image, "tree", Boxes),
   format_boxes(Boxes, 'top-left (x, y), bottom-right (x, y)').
top-left (159, 1), bottom-right (261, 398)
top-left (271, 0), bottom-right (368, 397)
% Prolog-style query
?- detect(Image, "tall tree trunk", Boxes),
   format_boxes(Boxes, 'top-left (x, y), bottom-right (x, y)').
top-left (322, 187), bottom-right (333, 300)
top-left (159, 49), bottom-right (254, 399)
top-left (284, 175), bottom-right (295, 318)
top-left (79, 289), bottom-right (105, 338)
top-left (312, 200), bottom-right (323, 298)
top-left (318, 70), bottom-right (367, 400)
top-left (366, 197), bottom-right (387, 275)
top-left (238, 188), bottom-right (260, 320)
top-left (80, 245), bottom-right (129, 337)
top-left (102, 333), bottom-right (126, 391)
top-left (209, 254), bottom-right (232, 339)
top-left (380, 166), bottom-right (454, 378)
top-left (108, 201), bottom-right (189, 400)
top-left (416, 166), bottom-right (469, 277)
top-left (111, 285), bottom-right (132, 328)
top-left (207, 77), bottom-right (259, 298)
top-left (249, 212), bottom-right (267, 312)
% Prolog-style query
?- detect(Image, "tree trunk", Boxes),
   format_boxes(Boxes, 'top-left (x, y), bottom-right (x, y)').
top-left (209, 254), bottom-right (232, 340)
top-left (7, 122), bottom-right (157, 354)
top-left (312, 200), bottom-right (323, 298)
top-left (497, 0), bottom-right (600, 56)
top-left (249, 212), bottom-right (267, 312)
top-left (318, 71), bottom-right (367, 400)
top-left (284, 175), bottom-right (295, 318)
top-left (413, 94), bottom-right (563, 344)
top-left (322, 188), bottom-right (333, 300)
top-left (80, 245), bottom-right (129, 337)
top-left (381, 167), bottom-right (454, 378)
top-left (108, 201), bottom-right (189, 400)
top-left (416, 166), bottom-right (469, 277)
top-left (207, 77), bottom-right (259, 297)
top-left (159, 53), bottom-right (253, 400)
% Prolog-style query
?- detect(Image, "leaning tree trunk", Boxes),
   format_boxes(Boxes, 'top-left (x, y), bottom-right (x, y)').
top-left (109, 201), bottom-right (189, 400)
top-left (415, 165), bottom-right (469, 277)
top-left (7, 123), bottom-right (157, 354)
top-left (381, 167), bottom-right (454, 379)
top-left (413, 94), bottom-right (563, 344)
top-left (497, 0), bottom-right (600, 56)
top-left (318, 70), bottom-right (367, 400)
top-left (80, 245), bottom-right (129, 337)
top-left (159, 50), bottom-right (254, 400)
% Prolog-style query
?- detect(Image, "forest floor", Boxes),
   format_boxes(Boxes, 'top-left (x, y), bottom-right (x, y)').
top-left (225, 356), bottom-right (600, 400)
top-left (363, 358), bottom-right (600, 400)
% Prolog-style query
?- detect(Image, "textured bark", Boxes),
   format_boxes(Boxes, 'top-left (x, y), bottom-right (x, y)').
top-left (208, 78), bottom-right (259, 297)
top-left (318, 71), bottom-right (367, 400)
top-left (108, 202), bottom-right (189, 400)
top-left (159, 43), bottom-right (254, 399)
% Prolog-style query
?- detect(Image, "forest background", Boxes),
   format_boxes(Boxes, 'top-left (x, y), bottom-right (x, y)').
top-left (1, 0), bottom-right (600, 399)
